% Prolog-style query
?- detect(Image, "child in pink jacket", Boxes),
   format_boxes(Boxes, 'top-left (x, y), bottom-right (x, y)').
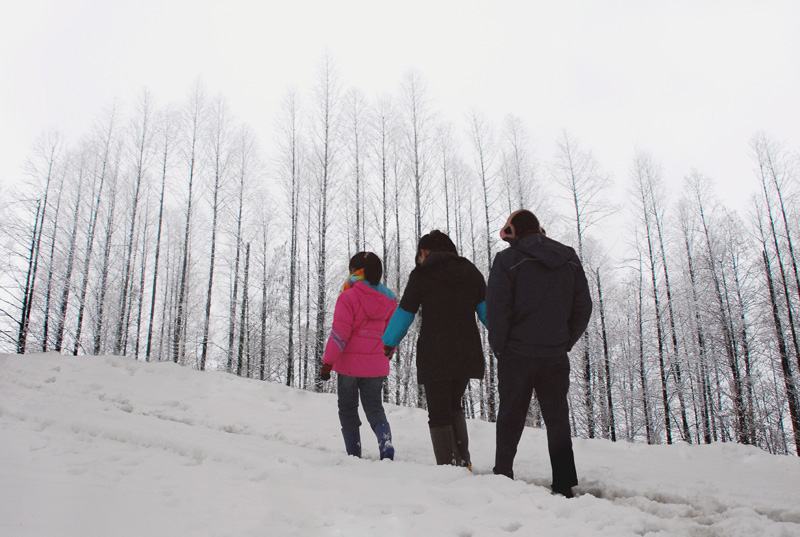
top-left (319, 252), bottom-right (397, 460)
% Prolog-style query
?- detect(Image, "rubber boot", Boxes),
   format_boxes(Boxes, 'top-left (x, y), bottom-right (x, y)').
top-left (373, 422), bottom-right (394, 460)
top-left (429, 425), bottom-right (457, 465)
top-left (452, 411), bottom-right (472, 470)
top-left (341, 427), bottom-right (361, 457)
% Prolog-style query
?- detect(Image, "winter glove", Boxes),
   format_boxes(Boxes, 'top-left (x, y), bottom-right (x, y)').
top-left (383, 345), bottom-right (395, 359)
top-left (320, 363), bottom-right (333, 381)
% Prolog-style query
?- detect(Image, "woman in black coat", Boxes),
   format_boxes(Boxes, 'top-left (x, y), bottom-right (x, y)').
top-left (382, 230), bottom-right (487, 468)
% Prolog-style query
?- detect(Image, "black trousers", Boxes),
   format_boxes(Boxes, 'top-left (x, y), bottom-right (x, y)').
top-left (494, 352), bottom-right (577, 490)
top-left (423, 377), bottom-right (470, 427)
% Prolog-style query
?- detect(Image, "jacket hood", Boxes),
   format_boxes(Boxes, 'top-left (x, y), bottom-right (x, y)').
top-left (350, 281), bottom-right (396, 319)
top-left (511, 233), bottom-right (576, 269)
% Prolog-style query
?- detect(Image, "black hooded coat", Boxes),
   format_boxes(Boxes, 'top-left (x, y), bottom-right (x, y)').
top-left (486, 233), bottom-right (592, 357)
top-left (398, 251), bottom-right (486, 384)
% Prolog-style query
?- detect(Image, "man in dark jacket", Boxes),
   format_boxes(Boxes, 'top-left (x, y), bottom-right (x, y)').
top-left (486, 210), bottom-right (592, 498)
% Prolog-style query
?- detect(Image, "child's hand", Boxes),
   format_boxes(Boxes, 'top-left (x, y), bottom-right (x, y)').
top-left (320, 363), bottom-right (333, 381)
top-left (383, 345), bottom-right (395, 359)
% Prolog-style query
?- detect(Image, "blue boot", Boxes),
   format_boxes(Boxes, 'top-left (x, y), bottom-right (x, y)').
top-left (342, 428), bottom-right (361, 457)
top-left (374, 422), bottom-right (394, 460)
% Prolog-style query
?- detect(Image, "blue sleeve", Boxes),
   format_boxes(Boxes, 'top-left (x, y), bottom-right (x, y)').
top-left (382, 306), bottom-right (415, 347)
top-left (475, 301), bottom-right (487, 328)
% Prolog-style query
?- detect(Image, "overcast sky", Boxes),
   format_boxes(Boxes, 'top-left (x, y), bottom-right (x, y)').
top-left (2, 0), bottom-right (798, 214)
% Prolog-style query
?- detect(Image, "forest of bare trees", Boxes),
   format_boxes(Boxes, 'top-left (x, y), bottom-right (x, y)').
top-left (1, 59), bottom-right (799, 457)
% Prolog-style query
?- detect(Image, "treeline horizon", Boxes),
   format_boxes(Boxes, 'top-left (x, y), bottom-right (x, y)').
top-left (1, 56), bottom-right (798, 457)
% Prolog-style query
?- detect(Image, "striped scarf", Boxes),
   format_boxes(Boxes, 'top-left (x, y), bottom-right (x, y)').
top-left (342, 268), bottom-right (366, 292)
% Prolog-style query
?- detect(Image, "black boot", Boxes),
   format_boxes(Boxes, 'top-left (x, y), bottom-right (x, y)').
top-left (429, 425), bottom-right (457, 465)
top-left (451, 411), bottom-right (472, 470)
top-left (551, 485), bottom-right (574, 498)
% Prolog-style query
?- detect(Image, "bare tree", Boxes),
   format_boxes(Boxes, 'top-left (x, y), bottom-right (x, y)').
top-left (73, 108), bottom-right (117, 355)
top-left (114, 89), bottom-right (154, 355)
top-left (636, 150), bottom-right (691, 442)
top-left (199, 95), bottom-right (232, 371)
top-left (18, 130), bottom-right (63, 353)
top-left (173, 81), bottom-right (206, 364)
top-left (310, 53), bottom-right (342, 392)
top-left (757, 201), bottom-right (800, 455)
top-left (132, 202), bottom-right (150, 358)
top-left (678, 193), bottom-right (713, 443)
top-left (501, 114), bottom-right (542, 215)
top-left (276, 88), bottom-right (303, 386)
top-left (753, 133), bottom-right (800, 373)
top-left (595, 267), bottom-right (616, 441)
top-left (467, 109), bottom-right (498, 420)
top-left (553, 131), bottom-right (610, 438)
top-left (145, 107), bottom-right (177, 362)
top-left (237, 243), bottom-right (251, 376)
top-left (687, 171), bottom-right (748, 444)
top-left (436, 122), bottom-right (458, 236)
top-left (345, 87), bottom-right (368, 252)
top-left (636, 249), bottom-right (654, 444)
top-left (54, 150), bottom-right (87, 352)
top-left (16, 201), bottom-right (42, 354)
top-left (92, 144), bottom-right (122, 355)
top-left (41, 159), bottom-right (68, 350)
top-left (400, 69), bottom-right (433, 244)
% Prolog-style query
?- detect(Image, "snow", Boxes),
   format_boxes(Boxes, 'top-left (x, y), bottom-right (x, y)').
top-left (2, 353), bottom-right (799, 537)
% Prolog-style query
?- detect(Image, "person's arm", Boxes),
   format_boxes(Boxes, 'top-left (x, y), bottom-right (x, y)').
top-left (474, 264), bottom-right (488, 328)
top-left (485, 253), bottom-right (513, 356)
top-left (382, 270), bottom-right (422, 351)
top-left (475, 301), bottom-right (487, 328)
top-left (566, 258), bottom-right (593, 351)
top-left (382, 307), bottom-right (415, 347)
top-left (322, 293), bottom-right (355, 366)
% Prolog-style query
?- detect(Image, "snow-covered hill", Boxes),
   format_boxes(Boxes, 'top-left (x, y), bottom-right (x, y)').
top-left (2, 353), bottom-right (799, 537)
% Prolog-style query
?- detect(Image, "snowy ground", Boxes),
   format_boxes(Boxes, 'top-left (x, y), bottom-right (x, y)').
top-left (2, 353), bottom-right (799, 537)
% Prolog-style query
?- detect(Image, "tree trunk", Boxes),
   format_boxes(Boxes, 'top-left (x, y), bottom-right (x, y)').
top-left (93, 155), bottom-right (121, 356)
top-left (237, 243), bottom-right (251, 377)
top-left (637, 254), bottom-right (653, 444)
top-left (55, 156), bottom-right (86, 352)
top-left (762, 244), bottom-right (800, 455)
top-left (172, 86), bottom-right (205, 365)
top-left (145, 116), bottom-right (172, 362)
top-left (597, 269), bottom-right (616, 441)
top-left (17, 201), bottom-right (42, 354)
top-left (682, 213), bottom-right (712, 444)
top-left (42, 167), bottom-right (67, 351)
top-left (115, 92), bottom-right (151, 355)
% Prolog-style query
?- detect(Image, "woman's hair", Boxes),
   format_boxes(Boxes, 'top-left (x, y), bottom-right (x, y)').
top-left (349, 251), bottom-right (383, 285)
top-left (416, 230), bottom-right (458, 264)
top-left (418, 230), bottom-right (458, 254)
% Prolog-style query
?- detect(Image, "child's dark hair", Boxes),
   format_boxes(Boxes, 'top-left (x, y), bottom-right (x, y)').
top-left (349, 252), bottom-right (383, 285)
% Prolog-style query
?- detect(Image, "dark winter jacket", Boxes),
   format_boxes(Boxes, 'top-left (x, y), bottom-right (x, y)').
top-left (384, 251), bottom-right (486, 384)
top-left (486, 233), bottom-right (592, 357)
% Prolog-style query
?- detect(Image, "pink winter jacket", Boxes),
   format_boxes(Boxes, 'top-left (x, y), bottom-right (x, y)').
top-left (322, 281), bottom-right (397, 378)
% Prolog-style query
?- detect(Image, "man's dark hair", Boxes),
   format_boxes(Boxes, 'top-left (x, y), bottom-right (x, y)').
top-left (349, 251), bottom-right (383, 285)
top-left (511, 210), bottom-right (541, 237)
